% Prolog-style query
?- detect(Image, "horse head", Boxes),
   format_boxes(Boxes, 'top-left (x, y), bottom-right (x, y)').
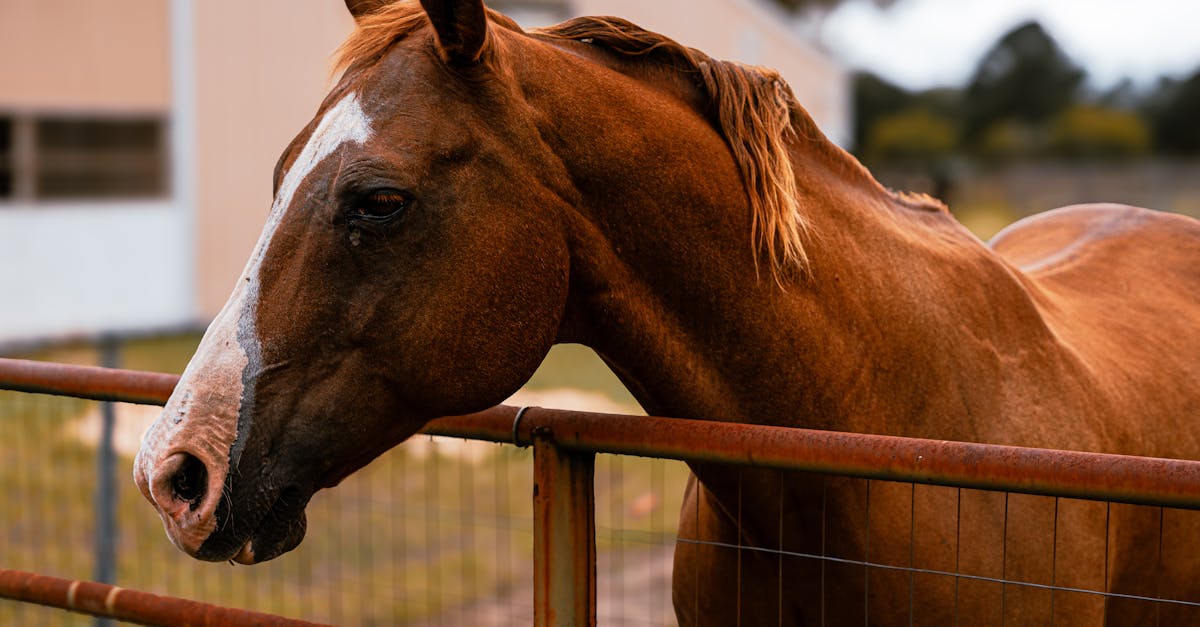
top-left (133, 0), bottom-right (585, 563)
top-left (134, 0), bottom-right (806, 564)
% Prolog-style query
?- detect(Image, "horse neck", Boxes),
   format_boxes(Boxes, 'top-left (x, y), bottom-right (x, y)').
top-left (560, 131), bottom-right (1055, 438)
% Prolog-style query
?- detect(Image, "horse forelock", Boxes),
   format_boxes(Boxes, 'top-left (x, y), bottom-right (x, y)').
top-left (333, 1), bottom-right (520, 76)
top-left (334, 3), bottom-right (427, 75)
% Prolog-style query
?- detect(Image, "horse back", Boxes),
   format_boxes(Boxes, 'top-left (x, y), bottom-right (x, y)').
top-left (989, 203), bottom-right (1200, 457)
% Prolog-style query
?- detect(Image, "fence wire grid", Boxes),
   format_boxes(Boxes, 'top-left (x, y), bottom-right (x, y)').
top-left (0, 388), bottom-right (686, 625)
top-left (673, 468), bottom-right (1200, 626)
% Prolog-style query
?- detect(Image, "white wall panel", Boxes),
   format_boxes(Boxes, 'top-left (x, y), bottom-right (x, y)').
top-left (0, 203), bottom-right (193, 342)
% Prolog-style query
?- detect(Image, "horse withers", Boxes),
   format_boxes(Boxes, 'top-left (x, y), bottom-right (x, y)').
top-left (134, 1), bottom-right (1200, 624)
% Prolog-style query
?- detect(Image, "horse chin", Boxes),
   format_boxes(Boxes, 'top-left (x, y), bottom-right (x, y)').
top-left (210, 486), bottom-right (310, 565)
top-left (229, 514), bottom-right (305, 565)
top-left (233, 508), bottom-right (307, 564)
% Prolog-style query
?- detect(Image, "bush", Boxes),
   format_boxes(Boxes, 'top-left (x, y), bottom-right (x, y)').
top-left (1048, 105), bottom-right (1150, 160)
top-left (1147, 70), bottom-right (1200, 154)
top-left (975, 119), bottom-right (1040, 163)
top-left (863, 107), bottom-right (959, 165)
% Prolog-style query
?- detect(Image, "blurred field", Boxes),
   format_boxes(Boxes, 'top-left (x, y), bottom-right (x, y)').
top-left (892, 163), bottom-right (1200, 246)
top-left (879, 159), bottom-right (1200, 240)
top-left (1, 341), bottom-right (686, 625)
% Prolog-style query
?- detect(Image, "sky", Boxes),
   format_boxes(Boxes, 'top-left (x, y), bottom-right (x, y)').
top-left (815, 0), bottom-right (1200, 91)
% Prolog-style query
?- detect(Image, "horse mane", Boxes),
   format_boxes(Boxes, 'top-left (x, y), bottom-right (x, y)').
top-left (334, 3), bottom-right (899, 278)
top-left (537, 16), bottom-right (818, 278)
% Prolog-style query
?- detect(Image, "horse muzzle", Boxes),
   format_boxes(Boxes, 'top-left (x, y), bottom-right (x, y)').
top-left (134, 446), bottom-right (227, 559)
top-left (136, 446), bottom-right (311, 565)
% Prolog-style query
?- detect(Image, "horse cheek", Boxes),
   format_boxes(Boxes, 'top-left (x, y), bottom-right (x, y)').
top-left (403, 230), bottom-right (568, 416)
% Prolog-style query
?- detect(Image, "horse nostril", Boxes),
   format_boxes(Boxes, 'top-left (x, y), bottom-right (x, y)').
top-left (170, 453), bottom-right (208, 510)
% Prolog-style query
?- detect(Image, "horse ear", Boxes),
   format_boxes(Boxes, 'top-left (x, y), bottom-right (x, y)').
top-left (419, 0), bottom-right (489, 64)
top-left (344, 0), bottom-right (390, 20)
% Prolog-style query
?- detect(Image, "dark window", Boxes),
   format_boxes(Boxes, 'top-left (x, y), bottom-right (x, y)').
top-left (0, 117), bottom-right (12, 199)
top-left (0, 113), bottom-right (167, 203)
top-left (34, 117), bottom-right (167, 200)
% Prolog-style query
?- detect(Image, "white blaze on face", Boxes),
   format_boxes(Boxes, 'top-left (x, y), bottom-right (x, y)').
top-left (134, 93), bottom-right (372, 548)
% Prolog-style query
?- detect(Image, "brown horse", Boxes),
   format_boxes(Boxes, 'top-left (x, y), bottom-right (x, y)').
top-left (134, 0), bottom-right (1200, 624)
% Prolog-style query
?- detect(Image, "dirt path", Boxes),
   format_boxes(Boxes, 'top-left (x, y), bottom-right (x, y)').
top-left (414, 544), bottom-right (677, 626)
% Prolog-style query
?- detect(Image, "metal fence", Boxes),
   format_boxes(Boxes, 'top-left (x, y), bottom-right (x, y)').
top-left (0, 357), bottom-right (682, 625)
top-left (4, 357), bottom-right (1200, 624)
top-left (0, 389), bottom-right (539, 625)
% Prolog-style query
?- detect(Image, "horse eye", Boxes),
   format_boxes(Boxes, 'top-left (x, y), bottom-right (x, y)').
top-left (350, 191), bottom-right (409, 223)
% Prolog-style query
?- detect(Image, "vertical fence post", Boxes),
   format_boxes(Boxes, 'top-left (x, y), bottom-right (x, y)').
top-left (532, 432), bottom-right (597, 627)
top-left (93, 336), bottom-right (119, 627)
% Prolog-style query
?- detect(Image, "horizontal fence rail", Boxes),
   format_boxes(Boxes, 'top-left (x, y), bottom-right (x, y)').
top-left (5, 357), bottom-right (1200, 509)
top-left (0, 358), bottom-right (178, 405)
top-left (0, 568), bottom-right (331, 627)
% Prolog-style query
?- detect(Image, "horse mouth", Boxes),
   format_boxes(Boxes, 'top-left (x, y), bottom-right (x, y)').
top-left (221, 485), bottom-right (310, 565)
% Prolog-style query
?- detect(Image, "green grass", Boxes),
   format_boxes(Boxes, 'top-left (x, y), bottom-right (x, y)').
top-left (953, 201), bottom-right (1022, 241)
top-left (525, 343), bottom-right (640, 408)
top-left (1, 339), bottom-right (684, 625)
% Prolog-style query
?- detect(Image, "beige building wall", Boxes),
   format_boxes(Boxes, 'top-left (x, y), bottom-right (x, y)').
top-left (499, 0), bottom-right (851, 146)
top-left (0, 0), bottom-right (190, 343)
top-left (574, 0), bottom-right (849, 145)
top-left (192, 1), bottom-right (353, 315)
top-left (0, 0), bottom-right (169, 111)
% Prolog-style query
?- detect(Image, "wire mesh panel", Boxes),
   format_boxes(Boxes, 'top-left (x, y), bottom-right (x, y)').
top-left (410, 450), bottom-right (688, 626)
top-left (0, 388), bottom-right (685, 626)
top-left (398, 436), bottom-right (536, 626)
top-left (0, 390), bottom-right (97, 626)
top-left (593, 454), bottom-right (689, 627)
top-left (671, 470), bottom-right (1200, 626)
top-left (0, 391), bottom-right (542, 625)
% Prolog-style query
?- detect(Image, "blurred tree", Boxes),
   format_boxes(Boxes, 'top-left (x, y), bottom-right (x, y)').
top-left (852, 72), bottom-right (912, 151)
top-left (1146, 69), bottom-right (1200, 154)
top-left (853, 71), bottom-right (963, 154)
top-left (863, 107), bottom-right (958, 164)
top-left (1097, 78), bottom-right (1139, 110)
top-left (1048, 105), bottom-right (1150, 160)
top-left (962, 21), bottom-right (1085, 146)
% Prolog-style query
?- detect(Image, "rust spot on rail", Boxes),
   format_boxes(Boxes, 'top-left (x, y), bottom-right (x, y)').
top-left (0, 568), bottom-right (330, 626)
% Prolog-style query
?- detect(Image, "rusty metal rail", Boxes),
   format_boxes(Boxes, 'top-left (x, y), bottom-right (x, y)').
top-left (0, 358), bottom-right (177, 405)
top-left (441, 407), bottom-right (1200, 510)
top-left (0, 568), bottom-right (330, 627)
top-left (5, 356), bottom-right (1200, 509)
